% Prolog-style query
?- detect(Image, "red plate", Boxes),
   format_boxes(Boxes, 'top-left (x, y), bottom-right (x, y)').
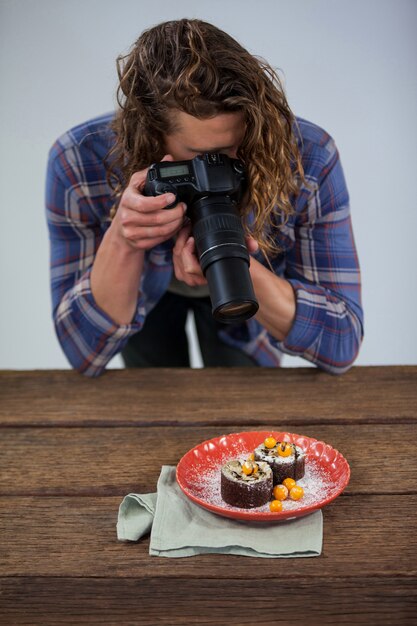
top-left (176, 431), bottom-right (350, 521)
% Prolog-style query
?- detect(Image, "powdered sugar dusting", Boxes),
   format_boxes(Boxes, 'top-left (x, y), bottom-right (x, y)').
top-left (188, 456), bottom-right (333, 513)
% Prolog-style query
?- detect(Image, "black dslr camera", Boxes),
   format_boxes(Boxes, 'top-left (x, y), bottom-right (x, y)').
top-left (144, 153), bottom-right (259, 323)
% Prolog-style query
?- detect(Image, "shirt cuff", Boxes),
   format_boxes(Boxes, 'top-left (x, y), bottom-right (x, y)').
top-left (67, 270), bottom-right (145, 337)
top-left (271, 279), bottom-right (327, 356)
top-left (54, 270), bottom-right (147, 376)
top-left (75, 283), bottom-right (144, 340)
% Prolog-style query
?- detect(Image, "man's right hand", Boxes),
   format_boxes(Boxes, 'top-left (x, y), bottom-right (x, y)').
top-left (112, 155), bottom-right (187, 250)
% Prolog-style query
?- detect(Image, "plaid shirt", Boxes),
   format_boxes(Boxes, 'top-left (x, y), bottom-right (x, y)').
top-left (46, 112), bottom-right (363, 376)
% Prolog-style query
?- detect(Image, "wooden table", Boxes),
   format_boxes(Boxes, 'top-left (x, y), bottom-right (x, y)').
top-left (0, 366), bottom-right (416, 624)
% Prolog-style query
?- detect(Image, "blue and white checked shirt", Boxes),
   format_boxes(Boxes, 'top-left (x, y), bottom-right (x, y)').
top-left (46, 113), bottom-right (363, 376)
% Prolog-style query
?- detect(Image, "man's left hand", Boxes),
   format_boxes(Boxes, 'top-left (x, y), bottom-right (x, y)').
top-left (172, 223), bottom-right (258, 287)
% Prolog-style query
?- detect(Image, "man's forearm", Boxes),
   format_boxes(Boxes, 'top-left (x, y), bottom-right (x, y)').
top-left (90, 223), bottom-right (145, 326)
top-left (249, 257), bottom-right (296, 341)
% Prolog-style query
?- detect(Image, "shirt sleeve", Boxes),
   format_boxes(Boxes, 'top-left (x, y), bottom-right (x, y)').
top-left (45, 142), bottom-right (146, 377)
top-left (273, 137), bottom-right (364, 374)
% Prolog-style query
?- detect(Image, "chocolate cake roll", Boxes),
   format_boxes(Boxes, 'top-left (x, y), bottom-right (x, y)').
top-left (254, 441), bottom-right (305, 485)
top-left (220, 460), bottom-right (273, 508)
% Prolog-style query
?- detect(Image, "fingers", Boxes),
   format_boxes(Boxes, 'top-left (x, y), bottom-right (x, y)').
top-left (122, 188), bottom-right (177, 212)
top-left (173, 225), bottom-right (207, 286)
top-left (114, 155), bottom-right (189, 250)
top-left (245, 235), bottom-right (259, 255)
top-left (174, 221), bottom-right (192, 249)
top-left (121, 186), bottom-right (184, 215)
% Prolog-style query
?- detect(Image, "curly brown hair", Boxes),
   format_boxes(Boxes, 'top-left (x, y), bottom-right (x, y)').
top-left (108, 19), bottom-right (304, 257)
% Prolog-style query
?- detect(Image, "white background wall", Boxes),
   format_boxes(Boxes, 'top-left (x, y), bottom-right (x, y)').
top-left (1, 0), bottom-right (416, 370)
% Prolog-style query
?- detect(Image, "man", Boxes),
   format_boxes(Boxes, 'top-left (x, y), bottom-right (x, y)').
top-left (46, 19), bottom-right (363, 376)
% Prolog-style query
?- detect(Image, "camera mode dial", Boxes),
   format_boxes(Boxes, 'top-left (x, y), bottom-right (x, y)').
top-left (232, 160), bottom-right (244, 175)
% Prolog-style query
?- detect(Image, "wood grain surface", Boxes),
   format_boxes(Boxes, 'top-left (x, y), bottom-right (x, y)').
top-left (1, 367), bottom-right (416, 625)
top-left (1, 495), bottom-right (416, 578)
top-left (1, 577), bottom-right (415, 625)
top-left (1, 366), bottom-right (416, 425)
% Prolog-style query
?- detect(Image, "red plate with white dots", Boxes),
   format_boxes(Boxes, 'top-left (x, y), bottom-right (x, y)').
top-left (176, 431), bottom-right (350, 521)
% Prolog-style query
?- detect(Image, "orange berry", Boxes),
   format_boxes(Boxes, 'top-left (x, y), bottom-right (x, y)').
top-left (241, 461), bottom-right (254, 475)
top-left (269, 499), bottom-right (283, 512)
top-left (264, 437), bottom-right (277, 449)
top-left (277, 442), bottom-right (292, 457)
top-left (273, 484), bottom-right (289, 501)
top-left (282, 478), bottom-right (296, 491)
top-left (247, 453), bottom-right (255, 462)
top-left (289, 485), bottom-right (304, 501)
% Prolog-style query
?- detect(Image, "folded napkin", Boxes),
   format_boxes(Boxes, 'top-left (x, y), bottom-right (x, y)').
top-left (117, 465), bottom-right (322, 558)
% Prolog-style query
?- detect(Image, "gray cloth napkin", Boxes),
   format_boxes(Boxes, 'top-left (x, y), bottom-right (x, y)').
top-left (117, 465), bottom-right (322, 558)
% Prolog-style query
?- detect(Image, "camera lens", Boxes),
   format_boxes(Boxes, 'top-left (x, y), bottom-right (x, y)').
top-left (217, 302), bottom-right (254, 317)
top-left (204, 257), bottom-right (259, 323)
top-left (189, 197), bottom-right (259, 324)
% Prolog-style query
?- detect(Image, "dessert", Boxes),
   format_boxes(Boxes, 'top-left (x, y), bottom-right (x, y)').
top-left (219, 436), bottom-right (307, 511)
top-left (220, 459), bottom-right (273, 508)
top-left (254, 438), bottom-right (305, 485)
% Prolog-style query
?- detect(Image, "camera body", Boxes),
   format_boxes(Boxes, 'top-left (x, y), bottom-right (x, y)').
top-left (144, 153), bottom-right (259, 324)
top-left (144, 152), bottom-right (246, 208)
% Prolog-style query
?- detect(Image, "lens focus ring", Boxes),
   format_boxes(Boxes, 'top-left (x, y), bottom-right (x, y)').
top-left (192, 213), bottom-right (243, 244)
